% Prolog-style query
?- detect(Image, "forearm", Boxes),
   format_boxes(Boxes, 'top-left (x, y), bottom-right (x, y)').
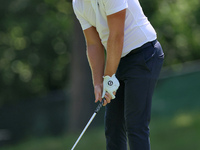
top-left (104, 34), bottom-right (124, 76)
top-left (87, 44), bottom-right (105, 86)
top-left (105, 9), bottom-right (126, 76)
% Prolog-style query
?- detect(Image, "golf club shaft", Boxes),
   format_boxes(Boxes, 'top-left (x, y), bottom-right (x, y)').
top-left (71, 99), bottom-right (105, 150)
top-left (71, 113), bottom-right (96, 150)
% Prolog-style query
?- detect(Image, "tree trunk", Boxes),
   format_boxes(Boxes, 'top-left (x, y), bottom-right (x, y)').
top-left (69, 15), bottom-right (95, 131)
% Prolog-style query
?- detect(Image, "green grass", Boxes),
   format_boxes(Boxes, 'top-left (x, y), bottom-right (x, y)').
top-left (2, 111), bottom-right (200, 150)
top-left (150, 111), bottom-right (200, 150)
top-left (1, 127), bottom-right (106, 150)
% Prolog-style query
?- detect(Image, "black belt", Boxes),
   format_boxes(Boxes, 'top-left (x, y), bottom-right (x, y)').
top-left (126, 40), bottom-right (157, 57)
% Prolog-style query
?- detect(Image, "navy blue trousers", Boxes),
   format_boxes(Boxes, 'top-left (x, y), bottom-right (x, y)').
top-left (105, 40), bottom-right (164, 150)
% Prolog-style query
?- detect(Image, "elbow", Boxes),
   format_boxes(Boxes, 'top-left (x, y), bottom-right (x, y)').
top-left (108, 31), bottom-right (124, 43)
top-left (108, 35), bottom-right (124, 47)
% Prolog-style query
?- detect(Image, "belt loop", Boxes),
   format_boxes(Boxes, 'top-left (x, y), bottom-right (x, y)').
top-left (151, 39), bottom-right (157, 47)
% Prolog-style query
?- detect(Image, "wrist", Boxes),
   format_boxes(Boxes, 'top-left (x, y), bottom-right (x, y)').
top-left (104, 70), bottom-right (116, 77)
top-left (93, 76), bottom-right (103, 87)
top-left (94, 83), bottom-right (103, 88)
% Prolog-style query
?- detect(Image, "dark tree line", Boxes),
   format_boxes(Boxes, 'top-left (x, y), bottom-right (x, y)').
top-left (0, 0), bottom-right (73, 105)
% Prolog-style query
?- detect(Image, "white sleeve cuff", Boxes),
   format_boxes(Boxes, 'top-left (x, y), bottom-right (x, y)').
top-left (106, 3), bottom-right (128, 16)
top-left (82, 24), bottom-right (92, 30)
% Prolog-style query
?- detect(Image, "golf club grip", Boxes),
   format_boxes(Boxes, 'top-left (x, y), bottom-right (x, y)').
top-left (94, 98), bottom-right (105, 113)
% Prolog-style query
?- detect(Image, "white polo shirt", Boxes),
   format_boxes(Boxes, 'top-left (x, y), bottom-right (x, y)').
top-left (73, 0), bottom-right (157, 57)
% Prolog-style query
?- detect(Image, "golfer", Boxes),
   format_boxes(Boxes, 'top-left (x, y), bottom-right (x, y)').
top-left (73, 0), bottom-right (164, 149)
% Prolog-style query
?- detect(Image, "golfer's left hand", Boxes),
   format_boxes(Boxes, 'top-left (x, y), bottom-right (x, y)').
top-left (102, 74), bottom-right (120, 106)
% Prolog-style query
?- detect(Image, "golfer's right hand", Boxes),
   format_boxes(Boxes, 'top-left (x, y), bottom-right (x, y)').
top-left (94, 84), bottom-right (114, 106)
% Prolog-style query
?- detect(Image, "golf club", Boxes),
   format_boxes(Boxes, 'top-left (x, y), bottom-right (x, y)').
top-left (71, 98), bottom-right (105, 150)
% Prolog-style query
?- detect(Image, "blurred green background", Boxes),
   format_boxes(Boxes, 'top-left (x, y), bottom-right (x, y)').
top-left (0, 0), bottom-right (200, 150)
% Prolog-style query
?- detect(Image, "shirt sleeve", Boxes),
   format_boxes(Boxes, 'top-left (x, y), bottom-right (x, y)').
top-left (72, 1), bottom-right (92, 30)
top-left (103, 0), bottom-right (128, 16)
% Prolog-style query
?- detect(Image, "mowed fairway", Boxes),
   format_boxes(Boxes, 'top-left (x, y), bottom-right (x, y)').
top-left (1, 112), bottom-right (200, 150)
